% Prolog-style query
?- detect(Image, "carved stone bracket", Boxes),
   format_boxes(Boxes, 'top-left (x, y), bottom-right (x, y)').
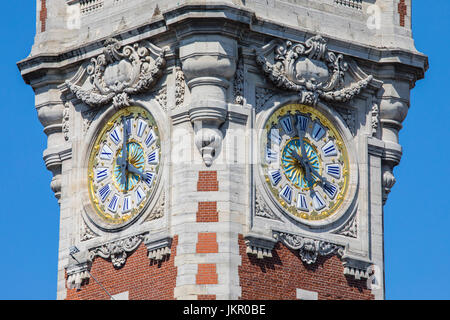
top-left (65, 38), bottom-right (168, 109)
top-left (255, 35), bottom-right (373, 106)
top-left (145, 236), bottom-right (172, 262)
top-left (88, 234), bottom-right (144, 269)
top-left (273, 231), bottom-right (344, 265)
top-left (245, 234), bottom-right (277, 260)
top-left (66, 261), bottom-right (91, 290)
top-left (342, 255), bottom-right (372, 280)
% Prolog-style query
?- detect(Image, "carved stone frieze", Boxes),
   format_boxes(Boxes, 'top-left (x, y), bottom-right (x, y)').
top-left (144, 191), bottom-right (165, 222)
top-left (234, 56), bottom-right (245, 105)
top-left (88, 234), bottom-right (144, 269)
top-left (273, 231), bottom-right (344, 264)
top-left (334, 214), bottom-right (357, 238)
top-left (255, 86), bottom-right (277, 113)
top-left (255, 35), bottom-right (373, 106)
top-left (255, 188), bottom-right (280, 220)
top-left (175, 64), bottom-right (185, 109)
top-left (65, 38), bottom-right (168, 109)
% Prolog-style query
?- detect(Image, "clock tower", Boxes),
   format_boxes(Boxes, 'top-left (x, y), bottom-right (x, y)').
top-left (18, 0), bottom-right (427, 300)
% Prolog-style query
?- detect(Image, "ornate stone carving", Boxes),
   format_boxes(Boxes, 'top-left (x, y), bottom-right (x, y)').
top-left (371, 102), bottom-right (380, 136)
top-left (80, 217), bottom-right (99, 242)
top-left (382, 165), bottom-right (396, 205)
top-left (245, 234), bottom-right (277, 260)
top-left (175, 64), bottom-right (185, 109)
top-left (334, 214), bottom-right (357, 238)
top-left (65, 38), bottom-right (168, 109)
top-left (255, 189), bottom-right (280, 220)
top-left (335, 106), bottom-right (355, 134)
top-left (234, 56), bottom-right (245, 105)
top-left (81, 108), bottom-right (100, 133)
top-left (273, 231), bottom-right (344, 264)
top-left (62, 102), bottom-right (70, 141)
top-left (154, 86), bottom-right (167, 112)
top-left (144, 191), bottom-right (165, 222)
top-left (255, 35), bottom-right (372, 106)
top-left (89, 234), bottom-right (144, 268)
top-left (255, 86), bottom-right (277, 113)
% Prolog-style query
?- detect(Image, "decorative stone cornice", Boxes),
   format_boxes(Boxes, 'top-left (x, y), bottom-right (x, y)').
top-left (88, 234), bottom-right (144, 269)
top-left (273, 231), bottom-right (344, 265)
top-left (66, 261), bottom-right (91, 290)
top-left (341, 254), bottom-right (372, 280)
top-left (255, 35), bottom-right (373, 106)
top-left (145, 236), bottom-right (172, 262)
top-left (64, 38), bottom-right (168, 109)
top-left (244, 234), bottom-right (277, 260)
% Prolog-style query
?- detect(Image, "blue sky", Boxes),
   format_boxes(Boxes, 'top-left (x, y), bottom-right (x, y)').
top-left (0, 1), bottom-right (448, 300)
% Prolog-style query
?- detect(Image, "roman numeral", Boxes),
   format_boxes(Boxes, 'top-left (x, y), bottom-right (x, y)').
top-left (296, 193), bottom-right (309, 211)
top-left (322, 141), bottom-right (337, 157)
top-left (296, 115), bottom-right (309, 132)
top-left (312, 192), bottom-right (326, 211)
top-left (100, 145), bottom-right (113, 160)
top-left (148, 150), bottom-right (159, 165)
top-left (95, 168), bottom-right (108, 182)
top-left (122, 196), bottom-right (131, 213)
top-left (145, 129), bottom-right (156, 147)
top-left (107, 194), bottom-right (119, 213)
top-left (269, 129), bottom-right (281, 146)
top-left (280, 185), bottom-right (293, 204)
top-left (280, 116), bottom-right (294, 134)
top-left (110, 127), bottom-right (121, 145)
top-left (311, 123), bottom-right (325, 141)
top-left (323, 183), bottom-right (338, 199)
top-left (268, 169), bottom-right (282, 186)
top-left (98, 184), bottom-right (111, 202)
top-left (135, 186), bottom-right (145, 205)
top-left (136, 119), bottom-right (147, 138)
top-left (145, 171), bottom-right (155, 186)
top-left (266, 147), bottom-right (278, 163)
top-left (326, 164), bottom-right (341, 179)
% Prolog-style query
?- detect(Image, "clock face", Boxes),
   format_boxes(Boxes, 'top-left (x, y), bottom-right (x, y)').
top-left (261, 104), bottom-right (349, 222)
top-left (88, 106), bottom-right (160, 226)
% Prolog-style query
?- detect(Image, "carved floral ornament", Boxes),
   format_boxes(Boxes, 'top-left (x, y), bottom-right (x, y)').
top-left (255, 35), bottom-right (373, 106)
top-left (65, 38), bottom-right (168, 109)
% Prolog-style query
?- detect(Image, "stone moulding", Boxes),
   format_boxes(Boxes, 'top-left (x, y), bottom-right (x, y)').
top-left (255, 35), bottom-right (373, 106)
top-left (64, 38), bottom-right (168, 109)
top-left (66, 261), bottom-right (91, 290)
top-left (272, 231), bottom-right (344, 265)
top-left (145, 235), bottom-right (172, 262)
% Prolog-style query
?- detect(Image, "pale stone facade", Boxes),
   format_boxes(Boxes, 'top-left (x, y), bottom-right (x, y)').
top-left (19, 0), bottom-right (427, 300)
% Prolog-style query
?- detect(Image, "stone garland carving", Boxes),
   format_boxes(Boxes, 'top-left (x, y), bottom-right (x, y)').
top-left (144, 192), bottom-right (165, 222)
top-left (175, 64), bottom-right (185, 108)
top-left (66, 38), bottom-right (168, 109)
top-left (62, 102), bottom-right (70, 141)
top-left (255, 35), bottom-right (373, 106)
top-left (333, 214), bottom-right (357, 238)
top-left (255, 86), bottom-right (277, 113)
top-left (371, 103), bottom-right (380, 136)
top-left (255, 189), bottom-right (280, 220)
top-left (89, 234), bottom-right (144, 269)
top-left (273, 231), bottom-right (344, 265)
top-left (234, 57), bottom-right (245, 105)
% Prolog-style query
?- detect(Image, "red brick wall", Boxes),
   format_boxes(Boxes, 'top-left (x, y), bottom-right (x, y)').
top-left (238, 235), bottom-right (374, 300)
top-left (40, 0), bottom-right (47, 32)
top-left (66, 236), bottom-right (178, 300)
top-left (197, 202), bottom-right (219, 222)
top-left (197, 171), bottom-right (219, 191)
top-left (196, 264), bottom-right (218, 285)
top-left (398, 0), bottom-right (407, 27)
top-left (196, 233), bottom-right (219, 253)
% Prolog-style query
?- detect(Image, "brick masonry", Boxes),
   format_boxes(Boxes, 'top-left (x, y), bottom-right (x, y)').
top-left (196, 264), bottom-right (219, 285)
top-left (197, 171), bottom-right (219, 191)
top-left (66, 236), bottom-right (178, 300)
top-left (196, 233), bottom-right (219, 254)
top-left (238, 235), bottom-right (374, 300)
top-left (398, 0), bottom-right (407, 27)
top-left (197, 201), bottom-right (219, 222)
top-left (40, 0), bottom-right (47, 32)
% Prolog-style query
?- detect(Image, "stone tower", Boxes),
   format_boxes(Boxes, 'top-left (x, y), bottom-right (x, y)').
top-left (18, 0), bottom-right (427, 300)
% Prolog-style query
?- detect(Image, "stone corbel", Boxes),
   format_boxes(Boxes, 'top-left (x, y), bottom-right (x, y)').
top-left (341, 254), bottom-right (372, 280)
top-left (245, 234), bottom-right (277, 259)
top-left (179, 35), bottom-right (237, 166)
top-left (378, 82), bottom-right (410, 204)
top-left (145, 235), bottom-right (172, 262)
top-left (66, 260), bottom-right (91, 290)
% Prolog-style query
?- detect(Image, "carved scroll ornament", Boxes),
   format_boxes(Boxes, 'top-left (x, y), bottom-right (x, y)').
top-left (255, 35), bottom-right (372, 106)
top-left (66, 38), bottom-right (168, 109)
